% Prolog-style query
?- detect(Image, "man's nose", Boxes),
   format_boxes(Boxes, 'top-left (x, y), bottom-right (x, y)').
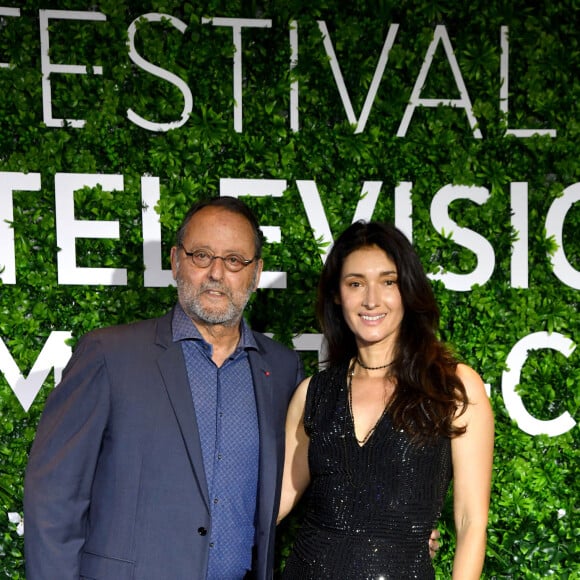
top-left (207, 256), bottom-right (226, 279)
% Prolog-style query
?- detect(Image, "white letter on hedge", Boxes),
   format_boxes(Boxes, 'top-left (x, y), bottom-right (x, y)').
top-left (220, 178), bottom-right (286, 288)
top-left (546, 182), bottom-right (580, 289)
top-left (502, 332), bottom-right (576, 436)
top-left (296, 181), bottom-right (384, 263)
top-left (290, 20), bottom-right (299, 131)
top-left (511, 182), bottom-right (529, 288)
top-left (142, 175), bottom-right (174, 287)
top-left (0, 7), bottom-right (20, 69)
top-left (397, 25), bottom-right (481, 138)
top-left (0, 172), bottom-right (41, 284)
top-left (202, 17), bottom-right (272, 132)
top-left (500, 27), bottom-right (556, 138)
top-left (39, 9), bottom-right (106, 128)
top-left (317, 21), bottom-right (399, 134)
top-left (0, 332), bottom-right (72, 411)
top-left (292, 334), bottom-right (325, 364)
top-left (429, 185), bottom-right (495, 291)
top-left (127, 13), bottom-right (192, 132)
top-left (55, 173), bottom-right (127, 285)
top-left (394, 181), bottom-right (413, 242)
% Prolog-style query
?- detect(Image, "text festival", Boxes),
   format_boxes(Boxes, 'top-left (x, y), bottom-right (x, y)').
top-left (0, 8), bottom-right (558, 137)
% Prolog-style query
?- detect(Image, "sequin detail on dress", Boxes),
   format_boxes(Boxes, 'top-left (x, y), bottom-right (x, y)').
top-left (282, 363), bottom-right (452, 580)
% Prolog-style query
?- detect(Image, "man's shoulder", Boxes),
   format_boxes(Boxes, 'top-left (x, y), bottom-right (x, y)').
top-left (250, 330), bottom-right (305, 386)
top-left (78, 310), bottom-right (172, 346)
top-left (251, 330), bottom-right (297, 357)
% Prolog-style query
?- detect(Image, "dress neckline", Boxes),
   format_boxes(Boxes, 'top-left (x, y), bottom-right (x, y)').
top-left (346, 360), bottom-right (390, 448)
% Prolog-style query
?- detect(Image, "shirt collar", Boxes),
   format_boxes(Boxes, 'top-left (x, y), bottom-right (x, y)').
top-left (172, 302), bottom-right (258, 351)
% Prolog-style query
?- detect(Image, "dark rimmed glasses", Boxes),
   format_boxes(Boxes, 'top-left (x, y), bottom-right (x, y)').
top-left (179, 245), bottom-right (257, 272)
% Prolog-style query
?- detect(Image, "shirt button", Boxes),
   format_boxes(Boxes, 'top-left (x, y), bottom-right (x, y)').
top-left (197, 527), bottom-right (207, 536)
top-left (209, 542), bottom-right (215, 548)
top-left (213, 498), bottom-right (219, 504)
top-left (218, 453), bottom-right (223, 460)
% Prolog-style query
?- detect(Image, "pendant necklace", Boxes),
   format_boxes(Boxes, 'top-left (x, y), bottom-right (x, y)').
top-left (347, 359), bottom-right (391, 446)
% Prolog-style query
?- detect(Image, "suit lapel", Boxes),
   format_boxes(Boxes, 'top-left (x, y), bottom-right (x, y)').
top-left (156, 315), bottom-right (210, 511)
top-left (248, 348), bottom-right (277, 551)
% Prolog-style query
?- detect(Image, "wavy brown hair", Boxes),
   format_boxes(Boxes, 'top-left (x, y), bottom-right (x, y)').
top-left (317, 221), bottom-right (468, 442)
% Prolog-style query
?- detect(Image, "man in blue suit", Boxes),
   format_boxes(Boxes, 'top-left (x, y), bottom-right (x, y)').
top-left (24, 196), bottom-right (304, 579)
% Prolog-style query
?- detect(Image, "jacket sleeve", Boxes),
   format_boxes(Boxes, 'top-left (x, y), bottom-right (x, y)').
top-left (24, 333), bottom-right (111, 580)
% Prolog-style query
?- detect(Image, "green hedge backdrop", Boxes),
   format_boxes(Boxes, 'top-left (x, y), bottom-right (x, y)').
top-left (0, 1), bottom-right (578, 577)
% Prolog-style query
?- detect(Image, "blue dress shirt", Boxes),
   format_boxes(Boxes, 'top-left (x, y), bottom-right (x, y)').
top-left (173, 305), bottom-right (260, 579)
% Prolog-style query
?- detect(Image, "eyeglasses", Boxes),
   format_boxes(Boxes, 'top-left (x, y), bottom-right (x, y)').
top-left (179, 245), bottom-right (257, 272)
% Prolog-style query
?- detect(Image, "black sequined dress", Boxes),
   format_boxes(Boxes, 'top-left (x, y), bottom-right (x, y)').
top-left (281, 363), bottom-right (452, 580)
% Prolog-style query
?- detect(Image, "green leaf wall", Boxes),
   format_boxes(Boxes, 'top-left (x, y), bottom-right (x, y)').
top-left (0, 1), bottom-right (578, 577)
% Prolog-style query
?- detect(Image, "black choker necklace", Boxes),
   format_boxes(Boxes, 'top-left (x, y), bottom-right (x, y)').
top-left (356, 358), bottom-right (393, 371)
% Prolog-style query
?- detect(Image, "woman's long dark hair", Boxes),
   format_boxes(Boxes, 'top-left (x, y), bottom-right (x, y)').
top-left (317, 221), bottom-right (468, 441)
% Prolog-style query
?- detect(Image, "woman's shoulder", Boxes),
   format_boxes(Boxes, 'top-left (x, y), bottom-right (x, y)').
top-left (302, 362), bottom-right (349, 425)
top-left (454, 363), bottom-right (494, 429)
top-left (309, 361), bottom-right (349, 389)
top-left (455, 363), bottom-right (487, 400)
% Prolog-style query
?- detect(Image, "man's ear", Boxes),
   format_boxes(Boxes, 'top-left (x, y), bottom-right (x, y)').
top-left (170, 246), bottom-right (179, 280)
top-left (252, 259), bottom-right (264, 291)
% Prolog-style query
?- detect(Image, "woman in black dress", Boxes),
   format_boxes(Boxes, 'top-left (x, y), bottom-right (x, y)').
top-left (278, 221), bottom-right (494, 579)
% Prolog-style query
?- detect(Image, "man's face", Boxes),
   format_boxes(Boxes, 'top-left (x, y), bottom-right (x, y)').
top-left (171, 206), bottom-right (263, 328)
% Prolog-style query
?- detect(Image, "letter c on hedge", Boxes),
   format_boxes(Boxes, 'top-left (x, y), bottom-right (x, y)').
top-left (546, 182), bottom-right (580, 289)
top-left (502, 331), bottom-right (576, 436)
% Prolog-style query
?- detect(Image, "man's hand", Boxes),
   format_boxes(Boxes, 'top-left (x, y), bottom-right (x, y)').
top-left (429, 529), bottom-right (440, 558)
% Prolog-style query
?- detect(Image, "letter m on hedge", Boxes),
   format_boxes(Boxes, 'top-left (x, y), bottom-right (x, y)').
top-left (0, 332), bottom-right (72, 411)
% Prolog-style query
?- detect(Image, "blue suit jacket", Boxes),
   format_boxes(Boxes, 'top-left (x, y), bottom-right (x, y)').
top-left (24, 309), bottom-right (303, 580)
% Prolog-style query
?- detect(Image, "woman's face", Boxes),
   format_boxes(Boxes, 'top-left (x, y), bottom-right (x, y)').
top-left (336, 244), bottom-right (404, 349)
